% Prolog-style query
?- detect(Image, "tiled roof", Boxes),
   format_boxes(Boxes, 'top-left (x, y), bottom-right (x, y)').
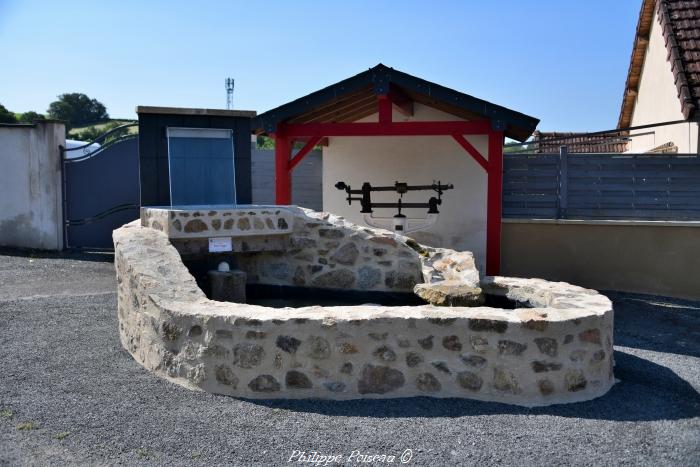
top-left (619, 0), bottom-right (700, 128)
top-left (532, 131), bottom-right (628, 153)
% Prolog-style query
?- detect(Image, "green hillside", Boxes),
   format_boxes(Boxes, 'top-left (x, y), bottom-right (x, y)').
top-left (68, 119), bottom-right (137, 141)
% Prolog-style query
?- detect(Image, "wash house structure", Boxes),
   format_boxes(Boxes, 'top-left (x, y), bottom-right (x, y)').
top-left (253, 64), bottom-right (539, 274)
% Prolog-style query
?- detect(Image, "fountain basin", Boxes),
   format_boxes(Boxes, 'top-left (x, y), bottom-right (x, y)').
top-left (114, 206), bottom-right (614, 406)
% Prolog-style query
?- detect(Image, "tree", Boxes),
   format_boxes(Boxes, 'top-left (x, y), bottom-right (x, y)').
top-left (504, 138), bottom-right (535, 154)
top-left (256, 135), bottom-right (275, 149)
top-left (18, 111), bottom-right (45, 123)
top-left (0, 104), bottom-right (17, 123)
top-left (47, 93), bottom-right (109, 130)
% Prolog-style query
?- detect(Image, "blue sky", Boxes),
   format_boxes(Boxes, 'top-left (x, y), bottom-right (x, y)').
top-left (0, 0), bottom-right (640, 132)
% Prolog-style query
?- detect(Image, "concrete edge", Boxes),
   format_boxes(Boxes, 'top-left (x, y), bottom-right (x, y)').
top-left (503, 218), bottom-right (700, 227)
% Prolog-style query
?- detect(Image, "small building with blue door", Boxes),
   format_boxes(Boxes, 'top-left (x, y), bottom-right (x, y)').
top-left (137, 106), bottom-right (256, 207)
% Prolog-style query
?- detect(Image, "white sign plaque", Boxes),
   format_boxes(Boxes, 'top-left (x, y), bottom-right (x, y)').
top-left (208, 237), bottom-right (232, 253)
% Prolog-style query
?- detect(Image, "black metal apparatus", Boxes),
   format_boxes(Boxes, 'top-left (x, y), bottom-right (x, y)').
top-left (335, 181), bottom-right (454, 214)
top-left (334, 180), bottom-right (454, 232)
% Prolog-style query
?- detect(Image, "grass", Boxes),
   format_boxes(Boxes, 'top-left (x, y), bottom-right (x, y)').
top-left (17, 421), bottom-right (36, 430)
top-left (69, 119), bottom-right (136, 133)
top-left (68, 119), bottom-right (138, 140)
top-left (53, 431), bottom-right (71, 440)
top-left (1, 409), bottom-right (12, 419)
top-left (137, 448), bottom-right (153, 459)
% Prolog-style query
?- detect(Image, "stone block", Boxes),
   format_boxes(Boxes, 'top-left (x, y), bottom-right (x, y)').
top-left (414, 280), bottom-right (484, 307)
top-left (208, 270), bottom-right (246, 303)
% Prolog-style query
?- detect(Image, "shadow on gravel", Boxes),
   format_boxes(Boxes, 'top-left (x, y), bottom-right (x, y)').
top-left (605, 291), bottom-right (700, 358)
top-left (246, 350), bottom-right (700, 422)
top-left (0, 247), bottom-right (114, 263)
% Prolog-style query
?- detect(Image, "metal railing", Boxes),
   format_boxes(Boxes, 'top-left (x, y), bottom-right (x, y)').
top-left (61, 122), bottom-right (138, 161)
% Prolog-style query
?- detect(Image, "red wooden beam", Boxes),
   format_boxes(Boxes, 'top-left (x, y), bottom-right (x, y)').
top-left (274, 134), bottom-right (292, 205)
top-left (293, 136), bottom-right (329, 146)
top-left (486, 130), bottom-right (504, 275)
top-left (288, 136), bottom-right (322, 171)
top-left (279, 119), bottom-right (490, 137)
top-left (451, 133), bottom-right (489, 172)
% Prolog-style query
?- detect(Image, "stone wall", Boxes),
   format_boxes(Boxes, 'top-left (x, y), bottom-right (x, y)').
top-left (142, 206), bottom-right (427, 293)
top-left (115, 211), bottom-right (615, 406)
top-left (141, 207), bottom-right (294, 239)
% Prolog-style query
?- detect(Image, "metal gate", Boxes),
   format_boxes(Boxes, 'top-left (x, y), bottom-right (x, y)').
top-left (61, 123), bottom-right (140, 249)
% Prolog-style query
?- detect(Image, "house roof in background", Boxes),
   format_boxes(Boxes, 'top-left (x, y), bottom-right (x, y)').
top-left (618, 0), bottom-right (700, 128)
top-left (252, 64), bottom-right (540, 142)
top-left (532, 131), bottom-right (629, 153)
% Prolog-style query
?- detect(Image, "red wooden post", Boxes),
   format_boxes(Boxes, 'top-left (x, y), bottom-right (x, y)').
top-left (486, 130), bottom-right (504, 275)
top-left (274, 134), bottom-right (292, 205)
top-left (377, 94), bottom-right (392, 124)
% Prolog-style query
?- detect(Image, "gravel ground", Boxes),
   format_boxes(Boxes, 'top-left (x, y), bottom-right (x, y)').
top-left (0, 249), bottom-right (698, 466)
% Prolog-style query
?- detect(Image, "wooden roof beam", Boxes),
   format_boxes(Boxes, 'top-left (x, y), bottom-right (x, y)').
top-left (334, 101), bottom-right (381, 123)
top-left (287, 86), bottom-right (374, 124)
top-left (299, 93), bottom-right (377, 124)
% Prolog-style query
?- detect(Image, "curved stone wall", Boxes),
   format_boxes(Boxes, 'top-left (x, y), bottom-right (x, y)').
top-left (115, 209), bottom-right (614, 406)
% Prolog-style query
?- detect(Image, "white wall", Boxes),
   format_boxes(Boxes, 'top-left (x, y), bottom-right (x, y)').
top-left (627, 10), bottom-right (699, 153)
top-left (0, 122), bottom-right (65, 250)
top-left (323, 103), bottom-right (489, 271)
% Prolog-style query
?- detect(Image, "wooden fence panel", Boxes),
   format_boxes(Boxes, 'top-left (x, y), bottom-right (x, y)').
top-left (503, 149), bottom-right (700, 220)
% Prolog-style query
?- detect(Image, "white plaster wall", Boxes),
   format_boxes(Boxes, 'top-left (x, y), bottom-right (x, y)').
top-left (0, 122), bottom-right (65, 250)
top-left (627, 11), bottom-right (700, 153)
top-left (323, 104), bottom-right (489, 272)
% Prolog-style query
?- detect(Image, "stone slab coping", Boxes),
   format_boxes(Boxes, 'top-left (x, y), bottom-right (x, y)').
top-left (146, 204), bottom-right (284, 210)
top-left (503, 218), bottom-right (700, 228)
top-left (154, 284), bottom-right (610, 323)
top-left (135, 106), bottom-right (256, 118)
top-left (141, 206), bottom-right (294, 239)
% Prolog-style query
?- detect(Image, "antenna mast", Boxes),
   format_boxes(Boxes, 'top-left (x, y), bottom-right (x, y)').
top-left (225, 78), bottom-right (235, 109)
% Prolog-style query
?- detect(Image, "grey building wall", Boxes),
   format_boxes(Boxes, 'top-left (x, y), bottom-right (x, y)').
top-left (0, 121), bottom-right (65, 250)
top-left (251, 146), bottom-right (322, 211)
